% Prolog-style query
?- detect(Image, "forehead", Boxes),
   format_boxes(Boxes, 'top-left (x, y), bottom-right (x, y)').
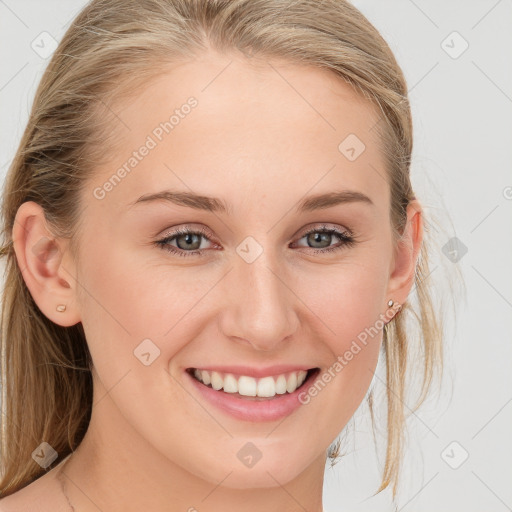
top-left (89, 51), bottom-right (388, 215)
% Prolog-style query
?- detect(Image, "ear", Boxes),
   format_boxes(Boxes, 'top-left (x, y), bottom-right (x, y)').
top-left (12, 201), bottom-right (81, 327)
top-left (386, 199), bottom-right (424, 307)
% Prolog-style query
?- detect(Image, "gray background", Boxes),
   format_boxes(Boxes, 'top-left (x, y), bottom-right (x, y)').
top-left (1, 1), bottom-right (511, 510)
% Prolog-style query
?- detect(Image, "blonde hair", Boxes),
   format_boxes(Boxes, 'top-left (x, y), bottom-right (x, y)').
top-left (0, 0), bottom-right (446, 500)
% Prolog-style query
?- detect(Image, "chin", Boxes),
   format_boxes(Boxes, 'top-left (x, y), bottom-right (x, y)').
top-left (190, 443), bottom-right (313, 490)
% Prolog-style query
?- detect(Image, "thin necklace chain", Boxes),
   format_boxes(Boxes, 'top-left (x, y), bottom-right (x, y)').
top-left (57, 455), bottom-right (76, 512)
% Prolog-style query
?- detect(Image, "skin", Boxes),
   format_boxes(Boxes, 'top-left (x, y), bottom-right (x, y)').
top-left (7, 50), bottom-right (422, 512)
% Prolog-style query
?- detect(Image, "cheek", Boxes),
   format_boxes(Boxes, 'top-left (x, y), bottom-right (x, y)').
top-left (297, 256), bottom-right (389, 343)
top-left (293, 258), bottom-right (388, 402)
top-left (76, 242), bottom-right (214, 379)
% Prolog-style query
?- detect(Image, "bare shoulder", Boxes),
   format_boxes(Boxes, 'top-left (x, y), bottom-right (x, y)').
top-left (0, 469), bottom-right (68, 512)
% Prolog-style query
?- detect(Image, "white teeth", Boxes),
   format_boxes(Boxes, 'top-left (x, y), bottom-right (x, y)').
top-left (275, 375), bottom-right (287, 394)
top-left (257, 376), bottom-right (276, 398)
top-left (238, 376), bottom-right (257, 397)
top-left (286, 372), bottom-right (298, 393)
top-left (191, 368), bottom-right (311, 397)
top-left (211, 371), bottom-right (223, 390)
top-left (223, 374), bottom-right (238, 393)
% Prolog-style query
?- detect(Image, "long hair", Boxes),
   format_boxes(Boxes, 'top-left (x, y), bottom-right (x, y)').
top-left (0, 0), bottom-right (449, 499)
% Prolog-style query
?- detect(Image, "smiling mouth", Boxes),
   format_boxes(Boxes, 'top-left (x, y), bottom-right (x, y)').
top-left (186, 367), bottom-right (320, 400)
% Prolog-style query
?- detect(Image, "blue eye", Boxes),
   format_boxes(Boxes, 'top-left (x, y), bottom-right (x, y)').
top-left (155, 224), bottom-right (356, 258)
top-left (293, 224), bottom-right (356, 254)
top-left (154, 226), bottom-right (213, 257)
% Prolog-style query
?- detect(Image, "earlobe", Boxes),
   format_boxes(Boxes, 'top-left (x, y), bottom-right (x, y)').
top-left (386, 200), bottom-right (424, 306)
top-left (12, 201), bottom-right (81, 327)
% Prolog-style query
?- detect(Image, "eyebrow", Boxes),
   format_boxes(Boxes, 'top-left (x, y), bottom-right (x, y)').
top-left (128, 189), bottom-right (374, 213)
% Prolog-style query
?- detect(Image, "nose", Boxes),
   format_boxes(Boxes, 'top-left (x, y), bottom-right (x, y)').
top-left (217, 246), bottom-right (299, 352)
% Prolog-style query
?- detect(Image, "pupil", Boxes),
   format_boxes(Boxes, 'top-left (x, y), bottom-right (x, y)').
top-left (178, 233), bottom-right (200, 250)
top-left (309, 232), bottom-right (330, 248)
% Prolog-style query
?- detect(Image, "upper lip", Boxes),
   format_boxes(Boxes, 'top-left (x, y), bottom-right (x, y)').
top-left (187, 365), bottom-right (318, 378)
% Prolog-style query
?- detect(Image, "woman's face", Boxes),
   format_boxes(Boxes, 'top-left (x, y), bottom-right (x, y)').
top-left (43, 51), bottom-right (419, 488)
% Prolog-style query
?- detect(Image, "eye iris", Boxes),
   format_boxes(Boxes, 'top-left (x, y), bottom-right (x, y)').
top-left (177, 233), bottom-right (201, 250)
top-left (308, 232), bottom-right (331, 249)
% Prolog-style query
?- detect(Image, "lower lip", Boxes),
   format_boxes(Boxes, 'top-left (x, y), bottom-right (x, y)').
top-left (185, 369), bottom-right (320, 422)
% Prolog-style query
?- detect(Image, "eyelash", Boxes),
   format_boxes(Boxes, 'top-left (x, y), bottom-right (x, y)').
top-left (154, 224), bottom-right (356, 258)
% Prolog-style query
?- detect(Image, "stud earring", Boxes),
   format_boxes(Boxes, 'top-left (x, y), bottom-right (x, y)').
top-left (385, 299), bottom-right (402, 326)
top-left (387, 299), bottom-right (402, 312)
top-left (56, 304), bottom-right (67, 312)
